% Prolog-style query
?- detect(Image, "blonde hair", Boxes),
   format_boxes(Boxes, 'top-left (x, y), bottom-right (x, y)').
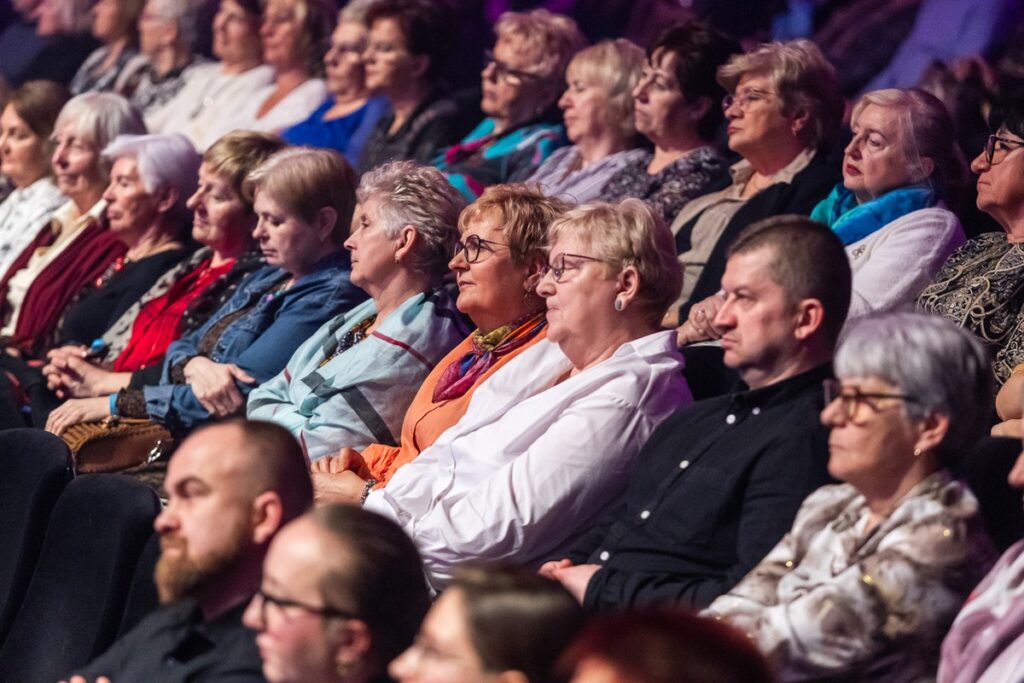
top-left (203, 130), bottom-right (287, 211)
top-left (718, 39), bottom-right (842, 148)
top-left (494, 9), bottom-right (586, 84)
top-left (566, 39), bottom-right (645, 139)
top-left (458, 184), bottom-right (569, 266)
top-left (548, 199), bottom-right (682, 325)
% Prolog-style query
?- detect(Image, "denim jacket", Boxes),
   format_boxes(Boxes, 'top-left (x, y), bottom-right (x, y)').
top-left (144, 251), bottom-right (368, 431)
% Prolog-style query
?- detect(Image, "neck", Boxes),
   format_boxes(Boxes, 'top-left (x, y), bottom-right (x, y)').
top-left (388, 82), bottom-right (430, 128)
top-left (492, 109), bottom-right (536, 137)
top-left (196, 557), bottom-right (262, 622)
top-left (273, 64), bottom-right (309, 90)
top-left (209, 237), bottom-right (251, 268)
top-left (563, 316), bottom-right (657, 373)
top-left (332, 80), bottom-right (368, 106)
top-left (648, 134), bottom-right (704, 174)
top-left (999, 212), bottom-right (1024, 242)
top-left (861, 460), bottom-right (939, 532)
top-left (744, 139), bottom-right (806, 178)
top-left (739, 342), bottom-right (831, 391)
top-left (221, 55), bottom-right (262, 75)
top-left (577, 134), bottom-right (630, 166)
top-left (105, 36), bottom-right (128, 60)
top-left (368, 270), bottom-right (432, 327)
top-left (123, 220), bottom-right (179, 260)
top-left (14, 170), bottom-right (46, 190)
top-left (151, 45), bottom-right (190, 77)
top-left (71, 188), bottom-right (104, 215)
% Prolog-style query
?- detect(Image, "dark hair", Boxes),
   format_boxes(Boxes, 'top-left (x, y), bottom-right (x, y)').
top-left (727, 215), bottom-right (851, 345)
top-left (365, 0), bottom-right (448, 84)
top-left (9, 80), bottom-right (71, 141)
top-left (312, 505), bottom-right (431, 671)
top-left (451, 565), bottom-right (584, 683)
top-left (988, 94), bottom-right (1024, 139)
top-left (558, 609), bottom-right (775, 683)
top-left (229, 419), bottom-right (313, 523)
top-left (290, 0), bottom-right (337, 77)
top-left (648, 21), bottom-right (741, 140)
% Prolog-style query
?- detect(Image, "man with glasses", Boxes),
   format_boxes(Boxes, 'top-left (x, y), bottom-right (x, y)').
top-left (542, 215), bottom-right (850, 611)
top-left (65, 420), bottom-right (313, 683)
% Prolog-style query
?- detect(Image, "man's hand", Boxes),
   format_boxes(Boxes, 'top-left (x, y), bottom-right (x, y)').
top-left (183, 357), bottom-right (255, 417)
top-left (44, 355), bottom-right (125, 398)
top-left (310, 448), bottom-right (371, 478)
top-left (45, 397), bottom-right (110, 436)
top-left (311, 470), bottom-right (368, 506)
top-left (537, 558), bottom-right (573, 579)
top-left (551, 563), bottom-right (601, 604)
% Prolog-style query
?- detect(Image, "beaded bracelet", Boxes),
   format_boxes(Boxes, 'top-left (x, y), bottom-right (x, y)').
top-left (359, 478), bottom-right (378, 505)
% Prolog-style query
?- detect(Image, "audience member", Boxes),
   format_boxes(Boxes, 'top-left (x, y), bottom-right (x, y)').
top-left (434, 9), bottom-right (585, 200)
top-left (45, 147), bottom-right (367, 435)
top-left (600, 21), bottom-right (737, 225)
top-left (145, 0), bottom-right (273, 150)
top-left (0, 92), bottom-right (145, 357)
top-left (558, 609), bottom-right (774, 683)
top-left (248, 161), bottom-right (469, 460)
top-left (706, 312), bottom-right (997, 681)
top-left (69, 0), bottom-right (146, 95)
top-left (356, 0), bottom-right (466, 172)
top-left (541, 216), bottom-right (848, 610)
top-left (360, 199), bottom-right (690, 588)
top-left (390, 566), bottom-right (584, 683)
top-left (809, 88), bottom-right (966, 319)
top-left (244, 505), bottom-right (430, 683)
top-left (918, 96), bottom-right (1024, 384)
top-left (0, 80), bottom-right (69, 278)
top-left (19, 0), bottom-right (100, 86)
top-left (62, 419), bottom-right (313, 682)
top-left (672, 39), bottom-right (843, 333)
top-left (527, 39), bottom-right (646, 203)
top-left (281, 0), bottom-right (389, 166)
top-left (312, 184), bottom-right (566, 496)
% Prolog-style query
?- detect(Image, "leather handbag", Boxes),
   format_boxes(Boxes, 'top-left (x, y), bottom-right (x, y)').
top-left (61, 417), bottom-right (175, 474)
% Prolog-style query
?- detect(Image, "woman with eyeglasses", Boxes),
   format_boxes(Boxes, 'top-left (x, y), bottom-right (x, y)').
top-left (433, 9), bottom-right (586, 201)
top-left (599, 22), bottom-right (737, 225)
top-left (919, 96), bottom-right (1024, 385)
top-left (704, 311), bottom-right (996, 682)
top-left (244, 504), bottom-right (430, 683)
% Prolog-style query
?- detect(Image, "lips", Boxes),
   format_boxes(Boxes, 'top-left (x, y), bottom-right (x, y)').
top-left (845, 164), bottom-right (861, 176)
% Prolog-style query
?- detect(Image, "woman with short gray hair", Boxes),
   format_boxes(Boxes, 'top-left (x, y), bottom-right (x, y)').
top-left (248, 160), bottom-right (470, 461)
top-left (705, 311), bottom-right (997, 682)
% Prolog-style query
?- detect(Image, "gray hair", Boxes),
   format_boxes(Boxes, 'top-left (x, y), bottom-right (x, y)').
top-left (102, 133), bottom-right (201, 224)
top-left (54, 93), bottom-right (147, 180)
top-left (836, 311), bottom-right (993, 461)
top-left (338, 0), bottom-right (377, 24)
top-left (356, 161), bottom-right (466, 281)
top-left (145, 0), bottom-right (209, 53)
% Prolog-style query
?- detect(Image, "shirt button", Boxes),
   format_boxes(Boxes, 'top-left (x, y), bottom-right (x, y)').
top-left (599, 550), bottom-right (610, 561)
top-left (752, 407), bottom-right (761, 416)
top-left (679, 459), bottom-right (690, 470)
top-left (639, 510), bottom-right (651, 520)
top-left (725, 414), bottom-right (736, 424)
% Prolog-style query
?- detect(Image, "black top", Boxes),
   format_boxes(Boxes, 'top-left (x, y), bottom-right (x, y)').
top-left (567, 363), bottom-right (834, 611)
top-left (357, 94), bottom-right (468, 173)
top-left (59, 247), bottom-right (190, 346)
top-left (72, 599), bottom-right (265, 682)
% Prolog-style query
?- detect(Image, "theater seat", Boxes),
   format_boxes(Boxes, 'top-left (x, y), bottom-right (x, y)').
top-left (955, 436), bottom-right (1024, 552)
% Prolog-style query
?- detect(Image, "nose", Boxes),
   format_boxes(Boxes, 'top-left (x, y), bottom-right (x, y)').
top-left (52, 142), bottom-right (67, 168)
top-left (970, 149), bottom-right (990, 174)
top-left (535, 268), bottom-right (555, 298)
top-left (844, 136), bottom-right (862, 160)
top-left (631, 79), bottom-right (647, 103)
top-left (101, 180), bottom-right (116, 202)
top-left (259, 17), bottom-right (272, 39)
top-left (723, 96), bottom-right (742, 119)
top-left (241, 593), bottom-right (265, 630)
top-left (820, 395), bottom-right (844, 427)
top-left (153, 506), bottom-right (176, 534)
top-left (342, 232), bottom-right (355, 251)
top-left (711, 297), bottom-right (734, 329)
top-left (185, 187), bottom-right (202, 211)
top-left (482, 60), bottom-right (498, 83)
top-left (448, 246), bottom-right (467, 272)
top-left (558, 89), bottom-right (571, 110)
top-left (252, 217), bottom-right (267, 241)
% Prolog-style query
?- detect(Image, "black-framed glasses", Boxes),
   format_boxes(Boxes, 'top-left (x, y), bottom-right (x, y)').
top-left (984, 134), bottom-right (1024, 165)
top-left (823, 378), bottom-right (919, 421)
top-left (722, 89), bottom-right (774, 112)
top-left (543, 252), bottom-right (611, 283)
top-left (453, 233), bottom-right (509, 263)
top-left (484, 49), bottom-right (543, 86)
top-left (252, 587), bottom-right (359, 623)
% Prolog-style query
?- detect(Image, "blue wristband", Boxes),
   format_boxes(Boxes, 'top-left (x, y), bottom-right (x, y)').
top-left (108, 393), bottom-right (118, 418)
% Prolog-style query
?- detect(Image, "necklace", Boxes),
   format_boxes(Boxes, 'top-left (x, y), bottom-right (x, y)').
top-left (318, 314), bottom-right (376, 368)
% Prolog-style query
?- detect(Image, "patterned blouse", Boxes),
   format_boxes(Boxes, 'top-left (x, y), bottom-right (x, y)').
top-left (705, 471), bottom-right (996, 682)
top-left (599, 146), bottom-right (730, 225)
top-left (70, 45), bottom-right (144, 95)
top-left (917, 232), bottom-right (1024, 383)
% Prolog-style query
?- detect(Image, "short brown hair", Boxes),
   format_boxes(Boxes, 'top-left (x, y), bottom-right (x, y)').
top-left (727, 214), bottom-right (851, 345)
top-left (457, 184), bottom-right (569, 266)
top-left (203, 130), bottom-right (287, 211)
top-left (9, 80), bottom-right (70, 141)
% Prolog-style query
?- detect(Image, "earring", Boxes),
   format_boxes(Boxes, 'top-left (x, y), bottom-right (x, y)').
top-left (336, 660), bottom-right (358, 677)
top-left (614, 297), bottom-right (624, 312)
top-left (394, 255), bottom-right (400, 264)
top-left (913, 447), bottom-right (922, 458)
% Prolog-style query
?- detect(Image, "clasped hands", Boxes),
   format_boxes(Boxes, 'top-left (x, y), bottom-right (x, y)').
top-left (310, 447), bottom-right (372, 505)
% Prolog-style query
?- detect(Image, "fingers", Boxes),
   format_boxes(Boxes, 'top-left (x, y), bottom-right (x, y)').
top-left (538, 559), bottom-right (573, 578)
top-left (1009, 450), bottom-right (1024, 488)
top-left (227, 364), bottom-right (256, 385)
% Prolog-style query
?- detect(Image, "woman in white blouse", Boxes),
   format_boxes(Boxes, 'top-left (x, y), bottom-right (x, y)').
top-left (358, 199), bottom-right (693, 589)
top-left (0, 81), bottom-right (69, 277)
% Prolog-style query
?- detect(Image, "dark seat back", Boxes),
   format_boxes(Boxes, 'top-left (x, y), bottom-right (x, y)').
top-left (955, 436), bottom-right (1024, 552)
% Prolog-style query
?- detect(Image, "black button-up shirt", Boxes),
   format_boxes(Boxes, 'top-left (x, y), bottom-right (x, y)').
top-left (568, 363), bottom-right (834, 611)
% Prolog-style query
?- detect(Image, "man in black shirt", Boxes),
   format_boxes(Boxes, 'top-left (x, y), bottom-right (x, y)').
top-left (542, 215), bottom-right (852, 610)
top-left (64, 419), bottom-right (313, 683)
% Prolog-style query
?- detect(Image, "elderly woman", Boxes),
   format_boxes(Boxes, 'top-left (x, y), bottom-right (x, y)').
top-left (704, 312), bottom-right (997, 682)
top-left (356, 0), bottom-right (466, 173)
top-left (311, 184), bottom-right (567, 498)
top-left (70, 0), bottom-right (147, 95)
top-left (45, 147), bottom-right (367, 436)
top-left (282, 0), bottom-right (389, 166)
top-left (673, 39), bottom-right (844, 336)
top-left (0, 80), bottom-right (70, 278)
top-left (351, 199), bottom-right (691, 589)
top-left (42, 131), bottom-right (285, 403)
top-left (248, 161), bottom-right (468, 461)
top-left (243, 505), bottom-right (430, 683)
top-left (433, 9), bottom-right (585, 201)
top-left (145, 0), bottom-right (273, 150)
top-left (600, 22), bottom-right (737, 225)
top-left (527, 39), bottom-right (647, 204)
top-left (0, 92), bottom-right (146, 358)
top-left (390, 566), bottom-right (584, 683)
top-left (809, 88), bottom-right (966, 318)
top-left (919, 96), bottom-right (1024, 385)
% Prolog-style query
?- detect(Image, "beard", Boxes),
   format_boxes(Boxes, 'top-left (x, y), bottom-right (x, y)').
top-left (154, 520), bottom-right (250, 604)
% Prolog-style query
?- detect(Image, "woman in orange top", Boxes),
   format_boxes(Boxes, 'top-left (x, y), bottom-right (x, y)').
top-left (311, 184), bottom-right (569, 501)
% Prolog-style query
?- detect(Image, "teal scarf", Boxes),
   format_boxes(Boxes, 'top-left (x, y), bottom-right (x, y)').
top-left (810, 184), bottom-right (936, 245)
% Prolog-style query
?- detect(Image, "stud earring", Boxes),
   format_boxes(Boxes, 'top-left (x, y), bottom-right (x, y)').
top-left (614, 297), bottom-right (624, 312)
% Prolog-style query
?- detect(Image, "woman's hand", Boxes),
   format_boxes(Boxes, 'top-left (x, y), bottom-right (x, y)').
top-left (992, 419), bottom-right (1022, 438)
top-left (310, 447), bottom-right (372, 478)
top-left (45, 397), bottom-right (111, 436)
top-left (537, 558), bottom-right (573, 579)
top-left (676, 292), bottom-right (726, 346)
top-left (44, 355), bottom-right (127, 398)
top-left (310, 470), bottom-right (368, 506)
top-left (996, 371), bottom-right (1024, 421)
top-left (183, 357), bottom-right (255, 418)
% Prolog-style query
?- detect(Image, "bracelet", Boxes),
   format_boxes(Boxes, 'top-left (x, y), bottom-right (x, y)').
top-left (108, 393), bottom-right (118, 418)
top-left (359, 478), bottom-right (378, 506)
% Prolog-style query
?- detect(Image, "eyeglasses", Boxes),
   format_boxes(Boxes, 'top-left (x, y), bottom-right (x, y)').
top-left (251, 587), bottom-right (358, 624)
top-left (484, 49), bottom-right (542, 86)
top-left (983, 134), bottom-right (1024, 165)
top-left (822, 378), bottom-right (919, 421)
top-left (453, 233), bottom-right (509, 264)
top-left (722, 89), bottom-right (774, 112)
top-left (543, 252), bottom-right (611, 283)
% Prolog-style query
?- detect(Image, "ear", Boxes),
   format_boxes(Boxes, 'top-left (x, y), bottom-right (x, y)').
top-left (316, 206), bottom-right (338, 243)
top-left (615, 265), bottom-right (641, 306)
top-left (333, 619), bottom-right (374, 675)
top-left (689, 95), bottom-right (712, 123)
top-left (394, 224), bottom-right (418, 262)
top-left (791, 298), bottom-right (825, 341)
top-left (914, 411), bottom-right (950, 456)
top-left (915, 156), bottom-right (936, 183)
top-left (522, 254), bottom-right (547, 292)
top-left (408, 54), bottom-right (430, 80)
top-left (155, 186), bottom-right (180, 215)
top-left (250, 491), bottom-right (285, 546)
top-left (789, 108), bottom-right (811, 138)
